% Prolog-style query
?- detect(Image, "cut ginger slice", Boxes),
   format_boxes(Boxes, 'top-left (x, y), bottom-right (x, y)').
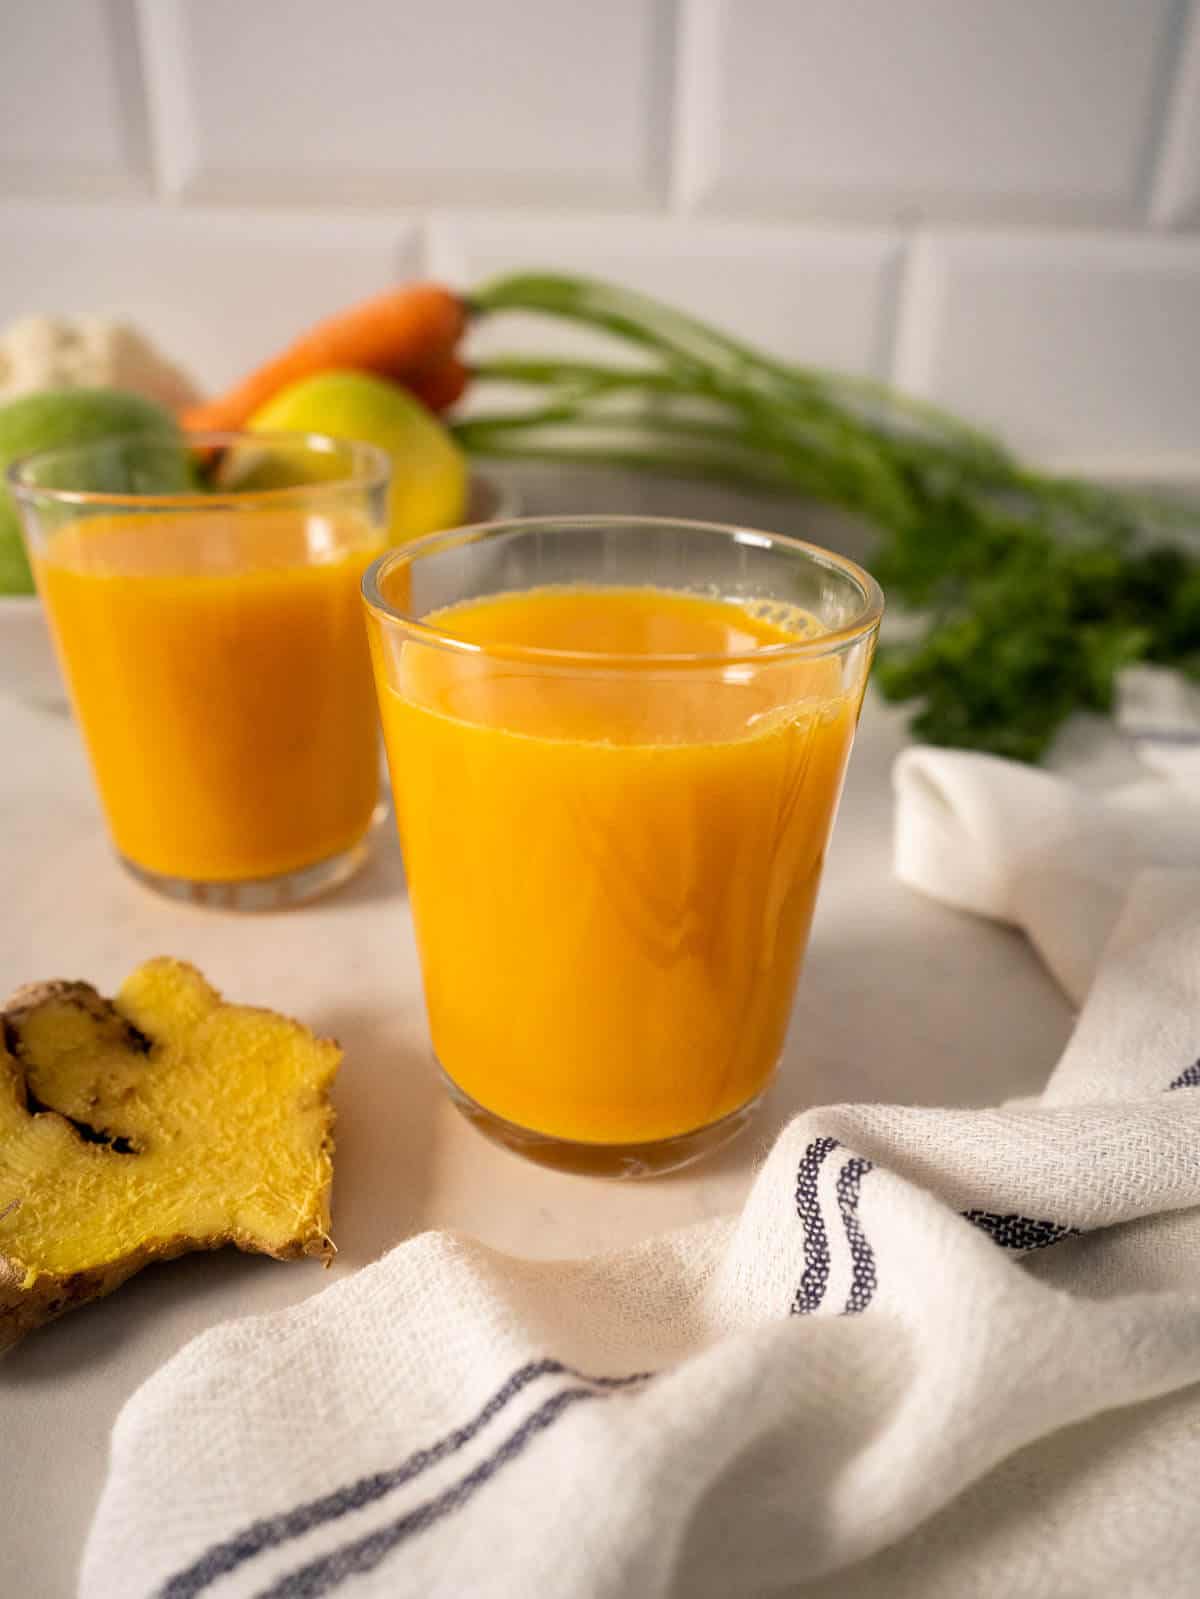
top-left (0, 957), bottom-right (339, 1351)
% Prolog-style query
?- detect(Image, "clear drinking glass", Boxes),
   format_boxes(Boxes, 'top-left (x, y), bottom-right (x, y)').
top-left (11, 431), bottom-right (390, 908)
top-left (363, 516), bottom-right (883, 1176)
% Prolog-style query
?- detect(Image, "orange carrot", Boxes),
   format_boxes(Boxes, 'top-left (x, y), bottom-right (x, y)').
top-left (182, 283), bottom-right (468, 432)
top-left (405, 355), bottom-right (470, 414)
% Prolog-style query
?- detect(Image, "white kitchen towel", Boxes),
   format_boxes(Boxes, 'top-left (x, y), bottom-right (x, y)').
top-left (81, 746), bottom-right (1200, 1598)
top-left (894, 671), bottom-right (1200, 1005)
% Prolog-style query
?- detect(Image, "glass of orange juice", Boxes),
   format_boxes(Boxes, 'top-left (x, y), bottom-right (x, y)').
top-left (363, 516), bottom-right (883, 1176)
top-left (12, 431), bottom-right (390, 909)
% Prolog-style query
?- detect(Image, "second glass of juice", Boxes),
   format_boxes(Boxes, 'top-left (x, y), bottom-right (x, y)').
top-left (364, 516), bottom-right (882, 1176)
top-left (12, 432), bottom-right (390, 908)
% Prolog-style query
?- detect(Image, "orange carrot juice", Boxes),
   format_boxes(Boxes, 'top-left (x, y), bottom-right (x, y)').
top-left (371, 584), bottom-right (862, 1148)
top-left (37, 509), bottom-right (383, 882)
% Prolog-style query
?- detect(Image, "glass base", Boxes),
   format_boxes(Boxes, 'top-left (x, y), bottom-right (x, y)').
top-left (439, 1063), bottom-right (762, 1179)
top-left (118, 835), bottom-right (370, 911)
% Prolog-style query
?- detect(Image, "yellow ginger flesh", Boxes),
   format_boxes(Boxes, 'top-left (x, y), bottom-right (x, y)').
top-left (0, 958), bottom-right (339, 1349)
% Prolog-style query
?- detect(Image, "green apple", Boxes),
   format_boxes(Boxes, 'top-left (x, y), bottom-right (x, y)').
top-left (247, 370), bottom-right (468, 543)
top-left (0, 388), bottom-right (184, 594)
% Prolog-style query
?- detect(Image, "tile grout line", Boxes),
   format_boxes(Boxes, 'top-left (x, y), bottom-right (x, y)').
top-left (129, 0), bottom-right (190, 203)
top-left (106, 0), bottom-right (157, 200)
top-left (666, 0), bottom-right (712, 216)
top-left (1143, 0), bottom-right (1196, 225)
top-left (877, 230), bottom-right (919, 387)
top-left (648, 0), bottom-right (683, 214)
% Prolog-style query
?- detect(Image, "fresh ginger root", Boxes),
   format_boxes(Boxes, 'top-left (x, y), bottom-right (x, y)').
top-left (0, 958), bottom-right (339, 1351)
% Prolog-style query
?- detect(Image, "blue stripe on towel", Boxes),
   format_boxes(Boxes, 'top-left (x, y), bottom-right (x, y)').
top-left (256, 1381), bottom-right (641, 1599)
top-left (156, 1360), bottom-right (652, 1599)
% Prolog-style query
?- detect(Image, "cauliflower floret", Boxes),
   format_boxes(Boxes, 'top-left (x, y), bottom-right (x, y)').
top-left (0, 316), bottom-right (200, 412)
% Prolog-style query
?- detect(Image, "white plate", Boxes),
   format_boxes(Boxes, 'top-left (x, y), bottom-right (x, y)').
top-left (0, 470), bottom-right (519, 710)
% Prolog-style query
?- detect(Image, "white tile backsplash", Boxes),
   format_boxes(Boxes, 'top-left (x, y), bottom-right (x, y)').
top-left (675, 0), bottom-right (1175, 225)
top-left (0, 0), bottom-right (150, 194)
top-left (430, 215), bottom-right (903, 376)
top-left (2, 0), bottom-right (1199, 467)
top-left (0, 203), bottom-right (415, 393)
top-left (895, 230), bottom-right (1200, 465)
top-left (137, 0), bottom-right (671, 208)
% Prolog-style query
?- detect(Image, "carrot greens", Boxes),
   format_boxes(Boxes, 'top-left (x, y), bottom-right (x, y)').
top-left (461, 273), bottom-right (1199, 763)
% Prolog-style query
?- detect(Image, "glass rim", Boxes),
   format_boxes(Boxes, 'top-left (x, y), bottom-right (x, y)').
top-left (6, 428), bottom-right (392, 512)
top-left (362, 514), bottom-right (884, 671)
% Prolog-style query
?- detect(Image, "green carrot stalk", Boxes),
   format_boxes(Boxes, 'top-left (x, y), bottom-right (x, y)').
top-left (464, 272), bottom-right (1200, 762)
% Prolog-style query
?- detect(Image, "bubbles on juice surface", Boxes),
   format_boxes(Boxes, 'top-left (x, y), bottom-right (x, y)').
top-left (734, 595), bottom-right (826, 642)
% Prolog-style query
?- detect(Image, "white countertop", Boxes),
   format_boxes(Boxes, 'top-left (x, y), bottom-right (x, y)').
top-left (0, 479), bottom-right (1075, 1598)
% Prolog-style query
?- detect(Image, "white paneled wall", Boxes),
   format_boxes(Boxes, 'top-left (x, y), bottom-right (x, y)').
top-left (2, 0), bottom-right (1198, 469)
top-left (896, 231), bottom-right (1200, 465)
top-left (0, 1), bottom-right (151, 194)
top-left (0, 202), bottom-right (416, 393)
top-left (137, 0), bottom-right (672, 207)
top-left (675, 0), bottom-right (1177, 224)
top-left (428, 216), bottom-right (904, 374)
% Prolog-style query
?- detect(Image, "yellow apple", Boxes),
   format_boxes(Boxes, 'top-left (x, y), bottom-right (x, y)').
top-left (247, 370), bottom-right (467, 542)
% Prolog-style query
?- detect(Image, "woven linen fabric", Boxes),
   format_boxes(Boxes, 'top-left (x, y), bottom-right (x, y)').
top-left (81, 723), bottom-right (1200, 1599)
